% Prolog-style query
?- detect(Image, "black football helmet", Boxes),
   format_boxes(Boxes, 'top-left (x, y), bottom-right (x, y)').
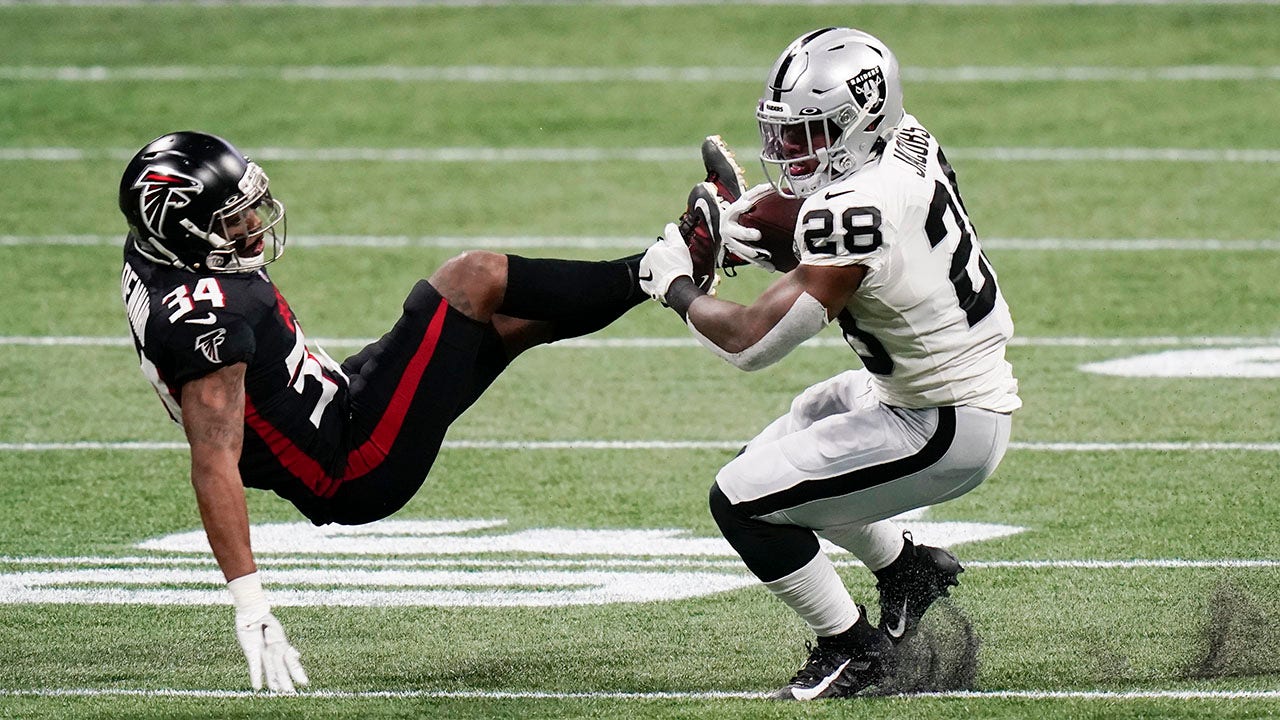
top-left (119, 131), bottom-right (286, 273)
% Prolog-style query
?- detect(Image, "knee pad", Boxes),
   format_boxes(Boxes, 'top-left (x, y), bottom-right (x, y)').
top-left (709, 481), bottom-right (819, 583)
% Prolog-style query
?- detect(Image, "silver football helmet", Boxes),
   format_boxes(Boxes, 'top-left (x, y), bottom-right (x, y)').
top-left (757, 28), bottom-right (905, 198)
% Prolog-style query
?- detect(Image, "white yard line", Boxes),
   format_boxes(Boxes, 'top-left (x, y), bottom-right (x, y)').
top-left (947, 147), bottom-right (1280, 162)
top-left (3, 555), bottom-right (1279, 570)
top-left (0, 687), bottom-right (1276, 701)
top-left (3, 64), bottom-right (1277, 83)
top-left (0, 554), bottom-right (751, 568)
top-left (2, 334), bottom-right (1278, 348)
top-left (965, 559), bottom-right (1280, 569)
top-left (4, 235), bottom-right (1280, 250)
top-left (981, 238), bottom-right (1280, 251)
top-left (1, 146), bottom-right (1277, 163)
top-left (2, 0), bottom-right (1277, 7)
top-left (929, 690), bottom-right (1280, 700)
top-left (4, 440), bottom-right (1280, 452)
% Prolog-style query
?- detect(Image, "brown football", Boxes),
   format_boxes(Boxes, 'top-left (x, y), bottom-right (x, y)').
top-left (737, 190), bottom-right (803, 272)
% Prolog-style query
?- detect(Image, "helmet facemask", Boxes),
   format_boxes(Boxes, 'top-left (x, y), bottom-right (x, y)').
top-left (758, 113), bottom-right (855, 199)
top-left (181, 162), bottom-right (287, 273)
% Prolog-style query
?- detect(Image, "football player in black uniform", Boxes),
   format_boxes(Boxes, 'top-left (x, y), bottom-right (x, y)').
top-left (119, 131), bottom-right (651, 692)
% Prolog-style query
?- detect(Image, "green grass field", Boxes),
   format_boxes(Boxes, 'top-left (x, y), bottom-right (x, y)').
top-left (2, 2), bottom-right (1279, 718)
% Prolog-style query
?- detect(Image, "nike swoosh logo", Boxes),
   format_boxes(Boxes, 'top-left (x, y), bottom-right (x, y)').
top-left (790, 658), bottom-right (851, 701)
top-left (694, 196), bottom-right (718, 221)
top-left (824, 188), bottom-right (859, 200)
top-left (637, 271), bottom-right (653, 282)
top-left (184, 313), bottom-right (218, 325)
top-left (885, 599), bottom-right (909, 639)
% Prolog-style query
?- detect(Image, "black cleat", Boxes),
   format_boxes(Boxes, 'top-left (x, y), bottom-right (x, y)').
top-left (698, 134), bottom-right (747, 203)
top-left (770, 609), bottom-right (893, 701)
top-left (680, 182), bottom-right (724, 291)
top-left (875, 533), bottom-right (964, 645)
top-left (676, 136), bottom-right (752, 286)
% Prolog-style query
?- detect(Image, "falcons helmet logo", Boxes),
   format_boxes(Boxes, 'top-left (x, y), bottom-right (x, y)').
top-left (132, 166), bottom-right (204, 239)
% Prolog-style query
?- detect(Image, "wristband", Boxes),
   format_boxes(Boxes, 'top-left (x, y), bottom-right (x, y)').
top-left (227, 571), bottom-right (271, 625)
top-left (664, 276), bottom-right (706, 320)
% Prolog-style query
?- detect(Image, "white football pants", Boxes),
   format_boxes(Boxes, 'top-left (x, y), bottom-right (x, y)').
top-left (715, 369), bottom-right (1011, 531)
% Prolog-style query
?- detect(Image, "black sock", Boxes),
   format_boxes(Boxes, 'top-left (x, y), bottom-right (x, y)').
top-left (500, 253), bottom-right (645, 340)
top-left (817, 618), bottom-right (878, 648)
top-left (871, 534), bottom-right (914, 583)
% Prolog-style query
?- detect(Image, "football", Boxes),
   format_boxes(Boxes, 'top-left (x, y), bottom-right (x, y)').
top-left (736, 190), bottom-right (803, 272)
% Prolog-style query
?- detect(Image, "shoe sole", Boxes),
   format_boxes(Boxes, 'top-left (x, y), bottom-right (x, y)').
top-left (701, 135), bottom-right (748, 201)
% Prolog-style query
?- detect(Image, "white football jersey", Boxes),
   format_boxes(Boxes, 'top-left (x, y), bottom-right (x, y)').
top-left (795, 114), bottom-right (1021, 413)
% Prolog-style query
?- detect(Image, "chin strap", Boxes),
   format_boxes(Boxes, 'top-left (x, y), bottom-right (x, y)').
top-left (130, 231), bottom-right (193, 271)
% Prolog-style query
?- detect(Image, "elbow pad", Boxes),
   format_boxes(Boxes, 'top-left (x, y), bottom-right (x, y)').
top-left (687, 292), bottom-right (829, 371)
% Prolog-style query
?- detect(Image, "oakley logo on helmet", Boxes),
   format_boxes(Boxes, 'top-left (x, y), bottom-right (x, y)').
top-left (133, 166), bottom-right (204, 240)
top-left (848, 67), bottom-right (886, 113)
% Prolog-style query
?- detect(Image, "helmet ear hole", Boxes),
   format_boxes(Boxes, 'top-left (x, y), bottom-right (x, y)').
top-left (825, 118), bottom-right (845, 142)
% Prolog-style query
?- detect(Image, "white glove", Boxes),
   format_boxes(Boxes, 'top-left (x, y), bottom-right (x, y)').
top-left (235, 611), bottom-right (308, 693)
top-left (639, 222), bottom-right (694, 301)
top-left (229, 573), bottom-right (309, 693)
top-left (721, 183), bottom-right (781, 273)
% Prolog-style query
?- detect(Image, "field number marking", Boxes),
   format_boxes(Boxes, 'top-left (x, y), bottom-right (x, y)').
top-left (1081, 348), bottom-right (1280, 377)
top-left (0, 513), bottom-right (1020, 607)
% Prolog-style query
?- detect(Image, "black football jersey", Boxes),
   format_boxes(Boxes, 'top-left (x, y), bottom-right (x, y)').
top-left (121, 238), bottom-right (350, 497)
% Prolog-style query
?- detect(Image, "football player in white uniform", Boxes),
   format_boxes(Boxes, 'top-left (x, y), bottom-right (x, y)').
top-left (640, 27), bottom-right (1020, 699)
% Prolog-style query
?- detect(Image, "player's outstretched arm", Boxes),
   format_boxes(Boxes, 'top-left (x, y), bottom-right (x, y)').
top-left (639, 223), bottom-right (866, 371)
top-left (681, 263), bottom-right (864, 371)
top-left (181, 364), bottom-right (309, 693)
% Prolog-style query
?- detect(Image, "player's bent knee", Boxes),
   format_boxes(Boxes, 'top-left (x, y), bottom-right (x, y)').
top-left (709, 480), bottom-right (820, 583)
top-left (428, 251), bottom-right (508, 322)
top-left (431, 250), bottom-right (507, 290)
top-left (709, 481), bottom-right (745, 528)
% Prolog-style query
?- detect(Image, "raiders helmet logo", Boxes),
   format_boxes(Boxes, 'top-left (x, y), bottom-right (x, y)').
top-left (194, 328), bottom-right (226, 364)
top-left (132, 166), bottom-right (204, 240)
top-left (847, 67), bottom-right (887, 114)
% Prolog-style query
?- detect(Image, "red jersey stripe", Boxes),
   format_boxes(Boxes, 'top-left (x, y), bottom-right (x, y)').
top-left (244, 395), bottom-right (333, 493)
top-left (243, 297), bottom-right (450, 498)
top-left (344, 299), bottom-right (449, 477)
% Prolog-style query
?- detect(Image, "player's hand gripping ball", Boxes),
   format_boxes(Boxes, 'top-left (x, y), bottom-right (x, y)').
top-left (721, 183), bottom-right (803, 273)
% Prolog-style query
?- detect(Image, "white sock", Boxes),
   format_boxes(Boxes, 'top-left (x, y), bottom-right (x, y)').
top-left (762, 552), bottom-right (860, 637)
top-left (818, 520), bottom-right (904, 572)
